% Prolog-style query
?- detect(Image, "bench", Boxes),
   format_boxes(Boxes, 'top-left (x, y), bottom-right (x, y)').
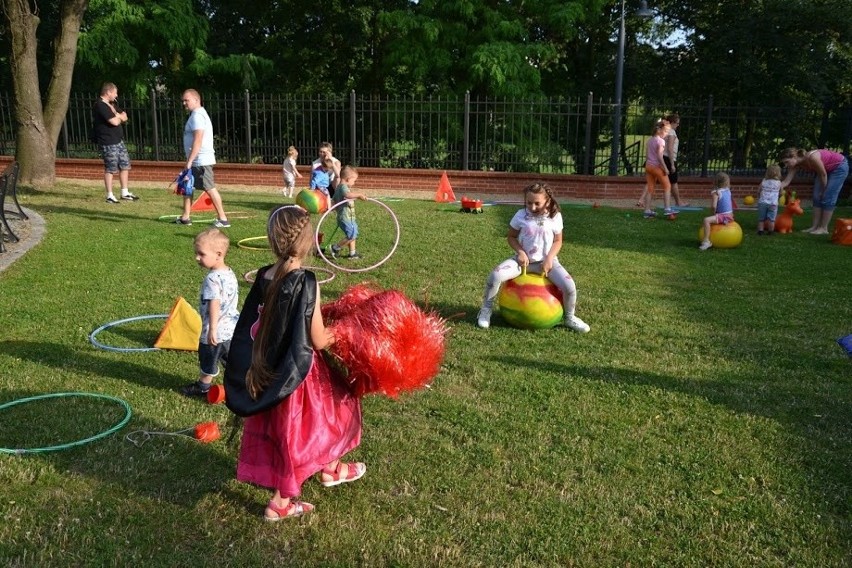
top-left (0, 161), bottom-right (27, 244)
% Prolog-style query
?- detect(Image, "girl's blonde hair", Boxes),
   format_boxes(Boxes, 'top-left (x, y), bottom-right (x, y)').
top-left (287, 145), bottom-right (298, 157)
top-left (714, 171), bottom-right (731, 189)
top-left (246, 206), bottom-right (314, 399)
top-left (764, 164), bottom-right (781, 180)
top-left (652, 119), bottom-right (669, 134)
top-left (523, 182), bottom-right (561, 218)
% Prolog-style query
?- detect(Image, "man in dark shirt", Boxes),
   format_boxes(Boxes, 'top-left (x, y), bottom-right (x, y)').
top-left (92, 82), bottom-right (138, 203)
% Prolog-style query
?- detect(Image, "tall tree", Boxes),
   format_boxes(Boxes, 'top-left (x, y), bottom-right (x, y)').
top-left (3, 0), bottom-right (88, 187)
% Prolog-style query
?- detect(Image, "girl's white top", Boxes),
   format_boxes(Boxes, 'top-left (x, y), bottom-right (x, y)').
top-left (510, 209), bottom-right (563, 263)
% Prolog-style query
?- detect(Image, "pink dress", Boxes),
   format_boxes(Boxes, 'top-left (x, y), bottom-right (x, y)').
top-left (237, 351), bottom-right (361, 497)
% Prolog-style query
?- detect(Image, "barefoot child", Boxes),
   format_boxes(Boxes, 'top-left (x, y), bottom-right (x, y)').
top-left (699, 172), bottom-right (735, 250)
top-left (477, 182), bottom-right (590, 333)
top-left (281, 146), bottom-right (302, 198)
top-left (225, 206), bottom-right (365, 521)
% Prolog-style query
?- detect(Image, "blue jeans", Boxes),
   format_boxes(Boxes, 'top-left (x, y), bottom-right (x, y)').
top-left (813, 158), bottom-right (850, 209)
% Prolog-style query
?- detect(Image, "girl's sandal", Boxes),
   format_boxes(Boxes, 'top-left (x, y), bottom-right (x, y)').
top-left (319, 461), bottom-right (367, 487)
top-left (264, 499), bottom-right (314, 522)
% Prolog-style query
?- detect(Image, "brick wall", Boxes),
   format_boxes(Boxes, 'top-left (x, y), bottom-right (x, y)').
top-left (3, 156), bottom-right (844, 201)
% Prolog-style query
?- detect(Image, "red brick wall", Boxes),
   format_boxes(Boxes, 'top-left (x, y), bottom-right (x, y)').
top-left (3, 156), bottom-right (843, 201)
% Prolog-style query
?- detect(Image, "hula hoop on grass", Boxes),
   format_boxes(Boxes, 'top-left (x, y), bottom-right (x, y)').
top-left (314, 198), bottom-right (400, 273)
top-left (158, 214), bottom-right (216, 223)
top-left (89, 314), bottom-right (167, 353)
top-left (238, 236), bottom-right (270, 251)
top-left (244, 266), bottom-right (335, 285)
top-left (0, 392), bottom-right (132, 454)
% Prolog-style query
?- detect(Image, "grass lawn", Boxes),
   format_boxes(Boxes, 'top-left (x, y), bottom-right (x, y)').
top-left (1, 181), bottom-right (850, 567)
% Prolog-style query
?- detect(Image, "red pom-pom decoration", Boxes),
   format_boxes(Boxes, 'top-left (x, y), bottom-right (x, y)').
top-left (323, 284), bottom-right (448, 398)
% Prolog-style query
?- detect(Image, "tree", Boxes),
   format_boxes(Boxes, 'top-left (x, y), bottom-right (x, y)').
top-left (75, 0), bottom-right (210, 97)
top-left (3, 0), bottom-right (89, 187)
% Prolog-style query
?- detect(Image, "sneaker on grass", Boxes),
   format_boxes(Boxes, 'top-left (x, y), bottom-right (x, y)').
top-left (180, 381), bottom-right (211, 398)
top-left (565, 315), bottom-right (590, 333)
top-left (477, 307), bottom-right (492, 329)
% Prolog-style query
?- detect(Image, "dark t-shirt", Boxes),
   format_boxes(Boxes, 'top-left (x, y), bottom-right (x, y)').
top-left (91, 99), bottom-right (123, 145)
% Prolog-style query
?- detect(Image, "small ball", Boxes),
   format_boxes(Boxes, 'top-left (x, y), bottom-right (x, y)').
top-left (743, 195), bottom-right (755, 206)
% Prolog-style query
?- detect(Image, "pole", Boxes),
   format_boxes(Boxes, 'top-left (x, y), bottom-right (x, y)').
top-left (609, 0), bottom-right (626, 176)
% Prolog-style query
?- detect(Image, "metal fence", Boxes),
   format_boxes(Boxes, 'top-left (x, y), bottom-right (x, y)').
top-left (1, 90), bottom-right (849, 177)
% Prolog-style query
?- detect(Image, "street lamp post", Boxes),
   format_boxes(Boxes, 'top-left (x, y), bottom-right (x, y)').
top-left (609, 0), bottom-right (653, 176)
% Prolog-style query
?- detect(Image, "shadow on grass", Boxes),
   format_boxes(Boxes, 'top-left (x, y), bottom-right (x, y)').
top-left (0, 388), bottom-right (238, 509)
top-left (0, 340), bottom-right (185, 391)
top-left (492, 354), bottom-right (851, 520)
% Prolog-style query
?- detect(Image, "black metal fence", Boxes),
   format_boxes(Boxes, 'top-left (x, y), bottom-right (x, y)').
top-left (1, 90), bottom-right (849, 177)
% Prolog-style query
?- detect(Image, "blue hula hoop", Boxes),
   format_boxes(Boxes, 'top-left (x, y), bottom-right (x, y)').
top-left (89, 314), bottom-right (168, 353)
top-left (0, 392), bottom-right (132, 454)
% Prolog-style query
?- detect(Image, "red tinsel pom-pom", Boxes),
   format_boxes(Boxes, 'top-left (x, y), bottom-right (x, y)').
top-left (324, 285), bottom-right (448, 398)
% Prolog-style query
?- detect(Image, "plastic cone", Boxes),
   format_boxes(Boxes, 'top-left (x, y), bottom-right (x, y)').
top-left (434, 172), bottom-right (456, 203)
top-left (191, 192), bottom-right (215, 212)
top-left (153, 297), bottom-right (202, 351)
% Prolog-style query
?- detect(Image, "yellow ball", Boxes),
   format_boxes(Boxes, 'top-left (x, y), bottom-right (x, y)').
top-left (743, 195), bottom-right (755, 206)
top-left (698, 221), bottom-right (743, 249)
top-left (497, 272), bottom-right (564, 329)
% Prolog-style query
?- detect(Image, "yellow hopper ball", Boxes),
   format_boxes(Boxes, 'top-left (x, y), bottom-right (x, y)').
top-left (698, 221), bottom-right (743, 249)
top-left (743, 195), bottom-right (755, 206)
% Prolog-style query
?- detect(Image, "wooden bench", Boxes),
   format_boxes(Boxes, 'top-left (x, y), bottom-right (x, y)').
top-left (0, 161), bottom-right (27, 244)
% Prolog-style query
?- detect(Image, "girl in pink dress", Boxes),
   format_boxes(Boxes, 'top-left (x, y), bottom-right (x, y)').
top-left (225, 205), bottom-right (365, 521)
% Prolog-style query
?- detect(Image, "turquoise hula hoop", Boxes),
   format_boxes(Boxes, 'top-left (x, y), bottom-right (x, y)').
top-left (0, 392), bottom-right (132, 454)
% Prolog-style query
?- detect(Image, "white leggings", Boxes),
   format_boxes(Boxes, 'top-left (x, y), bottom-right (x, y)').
top-left (481, 258), bottom-right (577, 317)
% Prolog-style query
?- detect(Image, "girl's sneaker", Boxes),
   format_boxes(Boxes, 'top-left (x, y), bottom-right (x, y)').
top-left (643, 210), bottom-right (656, 218)
top-left (565, 315), bottom-right (590, 333)
top-left (699, 240), bottom-right (713, 251)
top-left (477, 307), bottom-right (492, 328)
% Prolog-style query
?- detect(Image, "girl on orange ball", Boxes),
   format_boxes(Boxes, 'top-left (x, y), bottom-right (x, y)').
top-left (476, 182), bottom-right (589, 333)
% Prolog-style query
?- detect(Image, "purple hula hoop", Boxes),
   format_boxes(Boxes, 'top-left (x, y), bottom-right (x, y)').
top-left (314, 197), bottom-right (400, 273)
top-left (244, 267), bottom-right (335, 285)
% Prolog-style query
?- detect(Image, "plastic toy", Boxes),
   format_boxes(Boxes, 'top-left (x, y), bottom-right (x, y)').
top-left (460, 196), bottom-right (483, 214)
top-left (295, 189), bottom-right (330, 214)
top-left (775, 199), bottom-right (804, 233)
top-left (743, 195), bottom-right (755, 206)
top-left (698, 221), bottom-right (743, 249)
top-left (497, 272), bottom-right (564, 329)
top-left (831, 218), bottom-right (852, 246)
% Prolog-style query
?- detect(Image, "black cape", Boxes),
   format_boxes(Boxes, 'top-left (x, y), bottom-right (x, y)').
top-left (224, 267), bottom-right (317, 417)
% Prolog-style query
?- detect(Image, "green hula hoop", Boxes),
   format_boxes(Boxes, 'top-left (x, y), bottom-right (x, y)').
top-left (238, 236), bottom-right (270, 250)
top-left (0, 392), bottom-right (132, 455)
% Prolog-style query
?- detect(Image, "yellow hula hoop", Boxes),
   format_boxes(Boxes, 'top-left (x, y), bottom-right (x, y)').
top-left (237, 236), bottom-right (270, 250)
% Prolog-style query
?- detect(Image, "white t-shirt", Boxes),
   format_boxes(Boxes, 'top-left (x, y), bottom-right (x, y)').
top-left (184, 107), bottom-right (216, 166)
top-left (199, 268), bottom-right (239, 343)
top-left (282, 156), bottom-right (298, 183)
top-left (509, 209), bottom-right (563, 263)
top-left (758, 179), bottom-right (781, 205)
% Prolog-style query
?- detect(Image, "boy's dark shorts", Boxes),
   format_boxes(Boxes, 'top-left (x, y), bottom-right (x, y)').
top-left (198, 340), bottom-right (230, 376)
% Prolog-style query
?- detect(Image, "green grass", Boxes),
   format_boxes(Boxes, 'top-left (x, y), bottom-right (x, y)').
top-left (1, 182), bottom-right (850, 567)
